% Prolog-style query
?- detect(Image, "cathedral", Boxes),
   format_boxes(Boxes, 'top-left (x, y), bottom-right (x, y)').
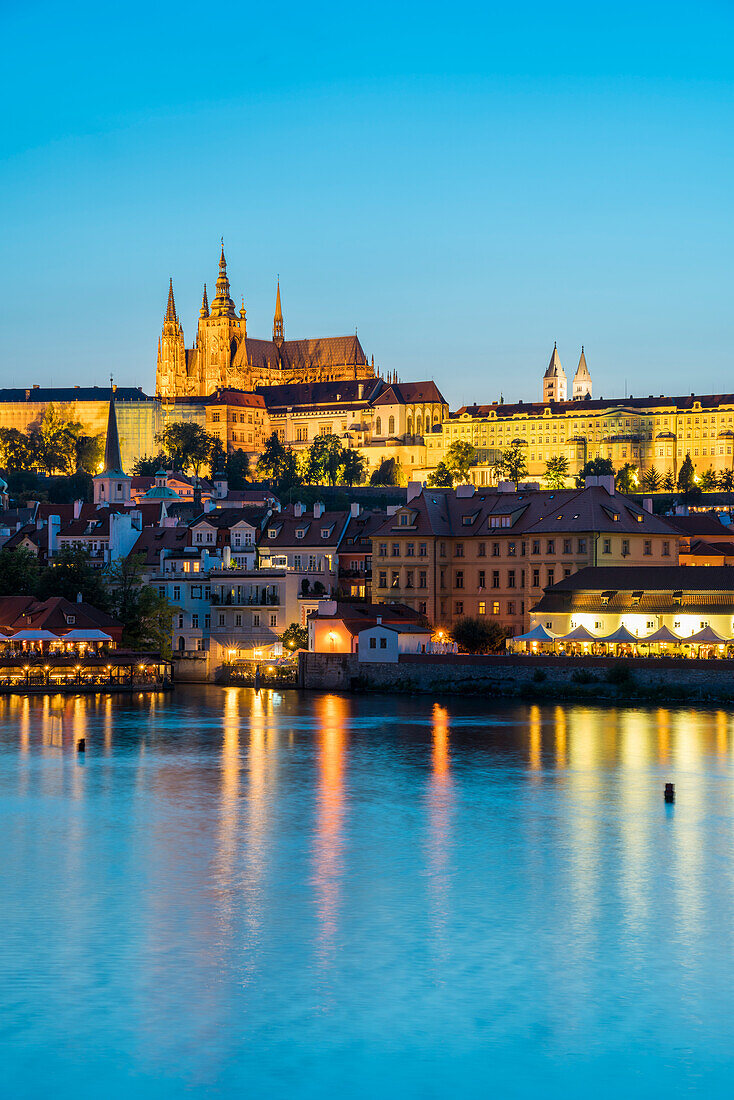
top-left (155, 245), bottom-right (376, 400)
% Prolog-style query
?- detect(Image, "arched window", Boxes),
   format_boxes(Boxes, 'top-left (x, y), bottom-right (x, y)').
top-left (177, 636), bottom-right (185, 652)
top-left (406, 415), bottom-right (413, 435)
top-left (375, 417), bottom-right (382, 435)
top-left (388, 416), bottom-right (395, 435)
top-left (416, 413), bottom-right (422, 436)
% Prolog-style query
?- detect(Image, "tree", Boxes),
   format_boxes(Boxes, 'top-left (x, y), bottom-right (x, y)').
top-left (450, 616), bottom-right (509, 654)
top-left (662, 470), bottom-right (676, 491)
top-left (544, 455), bottom-right (569, 489)
top-left (641, 466), bottom-right (662, 492)
top-left (37, 546), bottom-right (111, 610)
top-left (281, 622), bottom-right (309, 652)
top-left (575, 457), bottom-right (615, 487)
top-left (615, 463), bottom-right (638, 494)
top-left (257, 433), bottom-right (302, 493)
top-left (341, 448), bottom-right (368, 487)
top-left (132, 453), bottom-right (167, 477)
top-left (108, 554), bottom-right (173, 657)
top-left (699, 467), bottom-right (719, 491)
top-left (719, 469), bottom-right (734, 492)
top-left (226, 449), bottom-right (250, 489)
top-left (74, 433), bottom-right (104, 473)
top-left (495, 440), bottom-right (528, 489)
top-left (0, 427), bottom-right (33, 470)
top-left (35, 404), bottom-right (85, 474)
top-left (157, 422), bottom-right (214, 478)
top-left (445, 440), bottom-right (475, 484)
top-left (209, 435), bottom-right (227, 478)
top-left (0, 547), bottom-right (40, 597)
top-left (306, 434), bottom-right (345, 486)
top-left (369, 457), bottom-right (405, 486)
top-left (677, 453), bottom-right (696, 492)
top-left (426, 462), bottom-right (454, 487)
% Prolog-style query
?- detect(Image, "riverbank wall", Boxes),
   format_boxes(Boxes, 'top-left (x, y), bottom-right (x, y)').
top-left (299, 652), bottom-right (734, 702)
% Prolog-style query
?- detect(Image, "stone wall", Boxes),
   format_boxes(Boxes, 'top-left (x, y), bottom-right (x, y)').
top-left (299, 652), bottom-right (734, 702)
top-left (172, 653), bottom-right (210, 683)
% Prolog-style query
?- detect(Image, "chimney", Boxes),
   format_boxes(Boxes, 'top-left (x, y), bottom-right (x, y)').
top-left (456, 484), bottom-right (476, 498)
top-left (47, 514), bottom-right (61, 555)
top-left (350, 502), bottom-right (360, 517)
top-left (643, 497), bottom-right (653, 513)
top-left (223, 545), bottom-right (231, 567)
top-left (73, 499), bottom-right (83, 519)
top-left (313, 502), bottom-right (324, 519)
top-left (294, 502), bottom-right (304, 518)
top-left (407, 481), bottom-right (423, 503)
top-left (376, 616), bottom-right (382, 625)
top-left (76, 591), bottom-right (83, 603)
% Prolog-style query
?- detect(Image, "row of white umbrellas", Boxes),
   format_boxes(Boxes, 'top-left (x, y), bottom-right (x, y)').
top-left (514, 623), bottom-right (731, 645)
top-left (0, 628), bottom-right (113, 642)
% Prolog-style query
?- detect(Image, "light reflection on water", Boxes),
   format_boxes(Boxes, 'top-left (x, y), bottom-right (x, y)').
top-left (1, 687), bottom-right (734, 1097)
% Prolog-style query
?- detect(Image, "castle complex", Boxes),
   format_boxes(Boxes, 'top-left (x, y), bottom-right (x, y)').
top-left (156, 245), bottom-right (376, 399)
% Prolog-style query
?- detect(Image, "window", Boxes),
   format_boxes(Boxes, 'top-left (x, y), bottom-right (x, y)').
top-left (508, 570), bottom-right (516, 588)
top-left (253, 614), bottom-right (260, 626)
top-left (577, 538), bottom-right (587, 554)
top-left (218, 613), bottom-right (225, 626)
top-left (622, 539), bottom-right (630, 557)
top-left (392, 543), bottom-right (400, 557)
top-left (380, 637), bottom-right (387, 649)
top-left (378, 543), bottom-right (387, 557)
top-left (643, 539), bottom-right (652, 556)
top-left (399, 513), bottom-right (409, 525)
top-left (455, 543), bottom-right (464, 557)
top-left (507, 601), bottom-right (515, 615)
top-left (603, 538), bottom-right (611, 554)
top-left (391, 571), bottom-right (399, 588)
top-left (563, 538), bottom-right (572, 554)
top-left (419, 601), bottom-right (427, 615)
top-left (456, 570), bottom-right (464, 589)
top-left (192, 614), bottom-right (199, 628)
top-left (406, 570), bottom-right (414, 589)
top-left (478, 601), bottom-right (486, 614)
top-left (235, 614), bottom-right (242, 626)
top-left (547, 568), bottom-right (555, 586)
top-left (212, 412), bottom-right (220, 423)
top-left (532, 539), bottom-right (540, 554)
top-left (204, 615), bottom-right (210, 629)
top-left (532, 568), bottom-right (540, 587)
top-left (191, 585), bottom-right (202, 598)
top-left (439, 542), bottom-right (446, 557)
top-left (270, 614), bottom-right (277, 627)
top-left (492, 542), bottom-right (500, 557)
top-left (406, 543), bottom-right (415, 557)
top-left (158, 586), bottom-right (165, 598)
top-left (295, 529), bottom-right (305, 540)
top-left (419, 570), bottom-right (427, 589)
top-left (369, 637), bottom-right (376, 649)
top-left (455, 601), bottom-right (464, 615)
top-left (178, 614), bottom-right (184, 628)
top-left (419, 543), bottom-right (427, 557)
top-left (662, 540), bottom-right (670, 557)
top-left (492, 570), bottom-right (500, 588)
top-left (478, 570), bottom-right (486, 588)
top-left (478, 542), bottom-right (486, 557)
top-left (388, 416), bottom-right (395, 434)
top-left (378, 571), bottom-right (387, 589)
top-left (173, 586), bottom-right (181, 600)
top-left (492, 601), bottom-right (500, 615)
top-left (508, 542), bottom-right (516, 557)
top-left (546, 539), bottom-right (555, 554)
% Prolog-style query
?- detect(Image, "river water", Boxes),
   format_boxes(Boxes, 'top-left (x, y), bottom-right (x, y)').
top-left (1, 687), bottom-right (734, 1097)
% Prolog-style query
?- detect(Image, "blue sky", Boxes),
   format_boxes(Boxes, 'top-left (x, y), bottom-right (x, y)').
top-left (1, 0), bottom-right (733, 407)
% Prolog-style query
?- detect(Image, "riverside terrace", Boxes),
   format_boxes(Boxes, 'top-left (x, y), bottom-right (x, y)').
top-left (0, 653), bottom-right (171, 692)
top-left (511, 565), bottom-right (734, 658)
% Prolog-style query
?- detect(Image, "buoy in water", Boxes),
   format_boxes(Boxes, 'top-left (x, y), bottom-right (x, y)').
top-left (664, 782), bottom-right (675, 803)
top-left (77, 737), bottom-right (86, 753)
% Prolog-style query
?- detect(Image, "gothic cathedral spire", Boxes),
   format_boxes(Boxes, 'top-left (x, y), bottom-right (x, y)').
top-left (210, 241), bottom-right (236, 318)
top-left (273, 279), bottom-right (284, 346)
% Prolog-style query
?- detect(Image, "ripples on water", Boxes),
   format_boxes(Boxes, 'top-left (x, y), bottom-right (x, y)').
top-left (1, 688), bottom-right (734, 1097)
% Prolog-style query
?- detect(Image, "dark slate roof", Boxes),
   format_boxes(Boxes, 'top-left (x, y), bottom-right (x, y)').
top-left (280, 335), bottom-right (368, 370)
top-left (0, 386), bottom-right (152, 403)
top-left (371, 381), bottom-right (447, 406)
top-left (665, 514), bottom-right (732, 537)
top-left (257, 378), bottom-right (381, 410)
top-left (457, 392), bottom-right (734, 419)
top-left (544, 565), bottom-right (734, 592)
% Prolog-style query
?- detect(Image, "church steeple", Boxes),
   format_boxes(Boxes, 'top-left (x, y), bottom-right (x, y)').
top-left (93, 383), bottom-right (132, 505)
top-left (542, 342), bottom-right (568, 403)
top-left (210, 241), bottom-right (236, 318)
top-left (199, 284), bottom-right (209, 319)
top-left (164, 278), bottom-right (177, 326)
top-left (572, 346), bottom-right (592, 400)
top-left (273, 279), bottom-right (284, 346)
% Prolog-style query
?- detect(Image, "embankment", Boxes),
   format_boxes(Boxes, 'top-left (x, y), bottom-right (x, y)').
top-left (299, 652), bottom-right (734, 702)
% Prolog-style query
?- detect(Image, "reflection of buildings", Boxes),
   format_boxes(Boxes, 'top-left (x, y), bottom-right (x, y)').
top-left (313, 694), bottom-right (347, 955)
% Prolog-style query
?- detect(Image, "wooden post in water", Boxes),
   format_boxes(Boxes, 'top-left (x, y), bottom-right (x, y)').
top-left (664, 782), bottom-right (675, 803)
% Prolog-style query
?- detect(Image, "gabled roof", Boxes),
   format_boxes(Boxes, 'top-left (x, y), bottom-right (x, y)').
top-left (0, 596), bottom-right (121, 639)
top-left (129, 527), bottom-right (190, 566)
top-left (371, 380), bottom-right (447, 406)
top-left (190, 507), bottom-right (270, 529)
top-left (261, 507), bottom-right (350, 549)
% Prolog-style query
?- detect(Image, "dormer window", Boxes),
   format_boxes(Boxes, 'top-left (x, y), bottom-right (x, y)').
top-left (295, 529), bottom-right (305, 539)
top-left (400, 513), bottom-right (409, 526)
top-left (65, 614), bottom-right (76, 625)
top-left (321, 528), bottom-right (330, 538)
top-left (268, 529), bottom-right (277, 538)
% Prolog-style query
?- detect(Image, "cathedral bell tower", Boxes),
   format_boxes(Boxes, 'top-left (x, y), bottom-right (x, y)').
top-left (94, 385), bottom-right (131, 505)
top-left (155, 279), bottom-right (186, 400)
top-left (273, 279), bottom-right (284, 348)
top-left (195, 242), bottom-right (246, 395)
